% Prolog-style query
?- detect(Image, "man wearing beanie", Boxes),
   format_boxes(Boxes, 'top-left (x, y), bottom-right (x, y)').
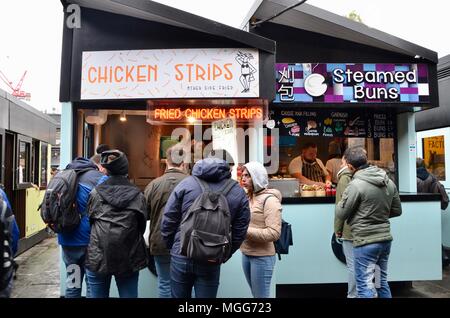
top-left (85, 150), bottom-right (148, 298)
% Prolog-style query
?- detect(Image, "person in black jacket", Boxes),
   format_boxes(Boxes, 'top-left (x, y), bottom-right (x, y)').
top-left (417, 158), bottom-right (449, 210)
top-left (85, 150), bottom-right (147, 298)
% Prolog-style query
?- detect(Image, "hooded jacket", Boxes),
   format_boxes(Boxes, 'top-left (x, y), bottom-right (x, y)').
top-left (86, 176), bottom-right (148, 275)
top-left (161, 158), bottom-right (250, 259)
top-left (58, 157), bottom-right (107, 247)
top-left (417, 167), bottom-right (449, 210)
top-left (240, 162), bottom-right (282, 257)
top-left (336, 165), bottom-right (402, 247)
top-left (334, 167), bottom-right (353, 240)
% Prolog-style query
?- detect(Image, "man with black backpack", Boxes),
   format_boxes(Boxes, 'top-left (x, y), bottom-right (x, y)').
top-left (55, 158), bottom-right (107, 298)
top-left (0, 186), bottom-right (19, 298)
top-left (161, 150), bottom-right (250, 298)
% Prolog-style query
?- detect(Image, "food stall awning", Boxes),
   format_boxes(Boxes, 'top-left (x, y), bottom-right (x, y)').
top-left (62, 0), bottom-right (275, 54)
top-left (416, 55), bottom-right (450, 131)
top-left (252, 0), bottom-right (438, 63)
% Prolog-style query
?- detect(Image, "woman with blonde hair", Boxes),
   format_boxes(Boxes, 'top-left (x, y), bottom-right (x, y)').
top-left (240, 161), bottom-right (282, 298)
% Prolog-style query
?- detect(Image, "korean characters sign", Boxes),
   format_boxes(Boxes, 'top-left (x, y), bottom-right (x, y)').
top-left (81, 48), bottom-right (259, 100)
top-left (275, 63), bottom-right (429, 103)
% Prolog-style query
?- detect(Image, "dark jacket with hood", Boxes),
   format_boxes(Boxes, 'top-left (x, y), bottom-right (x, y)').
top-left (58, 157), bottom-right (107, 247)
top-left (161, 158), bottom-right (250, 259)
top-left (144, 168), bottom-right (187, 255)
top-left (417, 167), bottom-right (449, 210)
top-left (336, 165), bottom-right (402, 247)
top-left (86, 176), bottom-right (148, 275)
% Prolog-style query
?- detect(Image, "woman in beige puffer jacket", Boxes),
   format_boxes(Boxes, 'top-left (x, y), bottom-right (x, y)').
top-left (240, 161), bottom-right (282, 298)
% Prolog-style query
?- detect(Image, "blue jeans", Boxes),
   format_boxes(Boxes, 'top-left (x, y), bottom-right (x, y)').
top-left (170, 255), bottom-right (221, 298)
top-left (85, 270), bottom-right (139, 298)
top-left (154, 255), bottom-right (171, 298)
top-left (61, 246), bottom-right (89, 298)
top-left (353, 241), bottom-right (392, 298)
top-left (342, 240), bottom-right (357, 298)
top-left (242, 254), bottom-right (276, 298)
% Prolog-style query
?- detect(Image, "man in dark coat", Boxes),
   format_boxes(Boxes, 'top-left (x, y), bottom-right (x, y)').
top-left (417, 157), bottom-right (450, 267)
top-left (161, 156), bottom-right (250, 298)
top-left (417, 158), bottom-right (449, 210)
top-left (85, 150), bottom-right (147, 298)
top-left (144, 145), bottom-right (187, 298)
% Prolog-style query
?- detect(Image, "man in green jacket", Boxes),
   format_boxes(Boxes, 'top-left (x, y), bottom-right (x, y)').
top-left (336, 146), bottom-right (402, 298)
top-left (144, 145), bottom-right (188, 298)
top-left (334, 152), bottom-right (355, 298)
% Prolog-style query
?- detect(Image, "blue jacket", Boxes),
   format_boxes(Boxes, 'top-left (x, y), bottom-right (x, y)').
top-left (0, 188), bottom-right (19, 256)
top-left (161, 158), bottom-right (250, 258)
top-left (58, 158), bottom-right (107, 247)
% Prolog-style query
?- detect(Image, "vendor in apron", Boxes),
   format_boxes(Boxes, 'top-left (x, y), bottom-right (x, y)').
top-left (288, 142), bottom-right (331, 187)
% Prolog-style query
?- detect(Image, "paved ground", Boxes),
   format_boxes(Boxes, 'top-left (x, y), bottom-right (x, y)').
top-left (8, 237), bottom-right (450, 298)
top-left (11, 236), bottom-right (60, 298)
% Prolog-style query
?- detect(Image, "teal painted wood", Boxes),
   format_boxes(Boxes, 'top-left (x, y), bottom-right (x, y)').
top-left (276, 201), bottom-right (442, 285)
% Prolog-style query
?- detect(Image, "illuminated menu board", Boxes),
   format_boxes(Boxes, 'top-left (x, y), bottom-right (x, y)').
top-left (269, 109), bottom-right (395, 138)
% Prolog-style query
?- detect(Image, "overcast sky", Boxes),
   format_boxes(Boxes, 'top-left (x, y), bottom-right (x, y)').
top-left (0, 0), bottom-right (448, 113)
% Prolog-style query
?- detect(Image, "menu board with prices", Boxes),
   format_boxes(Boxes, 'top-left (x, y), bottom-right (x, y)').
top-left (269, 109), bottom-right (395, 139)
top-left (371, 113), bottom-right (395, 139)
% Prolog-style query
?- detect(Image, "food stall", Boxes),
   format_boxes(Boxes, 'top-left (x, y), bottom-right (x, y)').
top-left (58, 0), bottom-right (275, 297)
top-left (252, 0), bottom-right (443, 287)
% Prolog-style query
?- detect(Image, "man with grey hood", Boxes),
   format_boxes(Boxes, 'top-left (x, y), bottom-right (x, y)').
top-left (240, 161), bottom-right (282, 298)
top-left (336, 146), bottom-right (402, 298)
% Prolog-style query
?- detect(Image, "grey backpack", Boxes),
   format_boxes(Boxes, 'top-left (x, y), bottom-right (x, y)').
top-left (180, 177), bottom-right (236, 263)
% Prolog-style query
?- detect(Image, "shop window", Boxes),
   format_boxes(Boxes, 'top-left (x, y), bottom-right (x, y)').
top-left (32, 140), bottom-right (40, 185)
top-left (40, 143), bottom-right (48, 187)
top-left (422, 136), bottom-right (445, 181)
top-left (16, 136), bottom-right (32, 188)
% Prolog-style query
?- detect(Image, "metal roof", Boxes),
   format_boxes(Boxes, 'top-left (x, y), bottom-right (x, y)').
top-left (253, 0), bottom-right (438, 63)
top-left (63, 0), bottom-right (275, 54)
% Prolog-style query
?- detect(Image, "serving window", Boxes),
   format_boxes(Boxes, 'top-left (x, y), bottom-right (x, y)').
top-left (76, 101), bottom-right (265, 191)
top-left (265, 108), bottom-right (397, 198)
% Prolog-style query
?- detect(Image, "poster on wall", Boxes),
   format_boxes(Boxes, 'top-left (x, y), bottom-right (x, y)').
top-left (81, 48), bottom-right (259, 100)
top-left (423, 135), bottom-right (446, 181)
top-left (275, 63), bottom-right (430, 104)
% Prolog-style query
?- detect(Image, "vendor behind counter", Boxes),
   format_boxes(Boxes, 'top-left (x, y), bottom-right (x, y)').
top-left (288, 142), bottom-right (331, 187)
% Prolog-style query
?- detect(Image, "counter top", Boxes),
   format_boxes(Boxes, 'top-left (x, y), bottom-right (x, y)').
top-left (281, 193), bottom-right (441, 205)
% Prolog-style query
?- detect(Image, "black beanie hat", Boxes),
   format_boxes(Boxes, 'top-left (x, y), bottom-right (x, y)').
top-left (96, 144), bottom-right (110, 154)
top-left (101, 150), bottom-right (129, 176)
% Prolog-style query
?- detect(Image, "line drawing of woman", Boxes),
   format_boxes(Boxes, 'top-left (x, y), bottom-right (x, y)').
top-left (236, 51), bottom-right (257, 93)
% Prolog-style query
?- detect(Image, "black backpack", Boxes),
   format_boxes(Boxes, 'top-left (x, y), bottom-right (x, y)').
top-left (179, 177), bottom-right (236, 263)
top-left (262, 195), bottom-right (293, 260)
top-left (274, 220), bottom-right (293, 260)
top-left (40, 168), bottom-right (90, 233)
top-left (1, 198), bottom-right (15, 291)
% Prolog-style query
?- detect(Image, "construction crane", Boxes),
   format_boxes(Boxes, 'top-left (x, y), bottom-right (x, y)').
top-left (0, 70), bottom-right (31, 100)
